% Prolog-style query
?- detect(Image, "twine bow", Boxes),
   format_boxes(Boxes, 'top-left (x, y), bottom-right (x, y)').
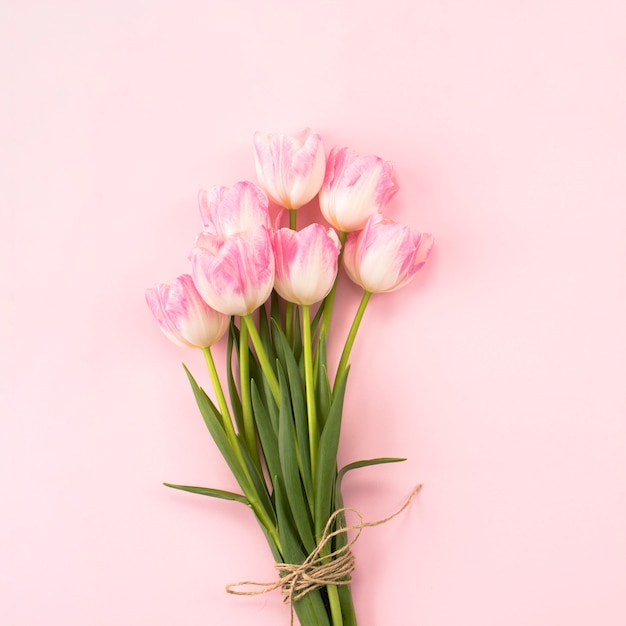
top-left (227, 484), bottom-right (422, 624)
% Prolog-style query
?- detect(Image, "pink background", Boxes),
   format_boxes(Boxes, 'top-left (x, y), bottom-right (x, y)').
top-left (2, 1), bottom-right (626, 624)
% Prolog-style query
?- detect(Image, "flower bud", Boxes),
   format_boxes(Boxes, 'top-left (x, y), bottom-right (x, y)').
top-left (198, 181), bottom-right (270, 237)
top-left (253, 129), bottom-right (326, 210)
top-left (190, 226), bottom-right (275, 316)
top-left (319, 147), bottom-right (398, 232)
top-left (272, 223), bottom-right (341, 305)
top-left (343, 214), bottom-right (434, 293)
top-left (145, 275), bottom-right (229, 349)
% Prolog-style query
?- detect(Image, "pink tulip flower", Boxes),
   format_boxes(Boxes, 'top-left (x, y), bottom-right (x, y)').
top-left (190, 226), bottom-right (275, 317)
top-left (253, 129), bottom-right (326, 210)
top-left (198, 181), bottom-right (270, 237)
top-left (343, 214), bottom-right (434, 293)
top-left (272, 223), bottom-right (341, 305)
top-left (318, 146), bottom-right (399, 232)
top-left (145, 274), bottom-right (230, 349)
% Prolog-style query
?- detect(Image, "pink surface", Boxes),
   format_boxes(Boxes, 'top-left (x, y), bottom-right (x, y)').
top-left (2, 1), bottom-right (626, 625)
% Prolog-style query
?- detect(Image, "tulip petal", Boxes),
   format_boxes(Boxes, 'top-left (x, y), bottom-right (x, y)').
top-left (198, 181), bottom-right (269, 237)
top-left (145, 275), bottom-right (229, 348)
top-left (319, 147), bottom-right (398, 232)
top-left (272, 224), bottom-right (341, 305)
top-left (343, 215), bottom-right (433, 293)
top-left (254, 129), bottom-right (325, 210)
top-left (191, 227), bottom-right (275, 316)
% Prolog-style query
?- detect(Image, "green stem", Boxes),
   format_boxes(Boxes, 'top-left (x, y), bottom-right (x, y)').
top-left (202, 347), bottom-right (236, 445)
top-left (320, 231), bottom-right (347, 340)
top-left (302, 305), bottom-right (318, 481)
top-left (335, 290), bottom-right (372, 392)
top-left (289, 208), bottom-right (297, 230)
top-left (328, 584), bottom-right (344, 626)
top-left (242, 314), bottom-right (280, 405)
top-left (238, 320), bottom-right (261, 469)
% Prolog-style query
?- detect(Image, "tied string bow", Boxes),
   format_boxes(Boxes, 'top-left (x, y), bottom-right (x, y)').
top-left (226, 485), bottom-right (422, 624)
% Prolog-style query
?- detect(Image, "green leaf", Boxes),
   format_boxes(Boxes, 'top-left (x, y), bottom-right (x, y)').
top-left (271, 320), bottom-right (312, 503)
top-left (246, 345), bottom-right (278, 434)
top-left (337, 584), bottom-right (358, 626)
top-left (274, 476), bottom-right (306, 563)
top-left (183, 366), bottom-right (281, 562)
top-left (292, 305), bottom-right (303, 364)
top-left (337, 457), bottom-right (407, 488)
top-left (241, 327), bottom-right (278, 434)
top-left (183, 365), bottom-right (248, 488)
top-left (263, 375), bottom-right (279, 434)
top-left (270, 290), bottom-right (282, 327)
top-left (226, 323), bottom-right (244, 435)
top-left (292, 581), bottom-right (333, 626)
top-left (184, 364), bottom-right (274, 529)
top-left (313, 366), bottom-right (349, 541)
top-left (163, 483), bottom-right (250, 505)
top-left (237, 434), bottom-right (277, 526)
top-left (246, 346), bottom-right (264, 399)
top-left (258, 302), bottom-right (278, 373)
top-left (277, 364), bottom-right (316, 554)
top-left (332, 458), bottom-right (407, 563)
top-left (274, 479), bottom-right (331, 626)
top-left (230, 318), bottom-right (271, 435)
top-left (334, 458), bottom-right (407, 548)
top-left (315, 335), bottom-right (332, 429)
top-left (311, 301), bottom-right (324, 337)
top-left (251, 381), bottom-right (282, 490)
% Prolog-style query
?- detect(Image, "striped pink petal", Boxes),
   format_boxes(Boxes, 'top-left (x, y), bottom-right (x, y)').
top-left (145, 275), bottom-right (229, 349)
top-left (254, 129), bottom-right (325, 210)
top-left (272, 223), bottom-right (341, 305)
top-left (198, 181), bottom-right (270, 237)
top-left (343, 214), bottom-right (434, 293)
top-left (319, 147), bottom-right (398, 232)
top-left (190, 226), bottom-right (275, 316)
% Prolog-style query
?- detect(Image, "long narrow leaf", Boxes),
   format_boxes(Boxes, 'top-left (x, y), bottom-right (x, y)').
top-left (277, 364), bottom-right (316, 554)
top-left (263, 375), bottom-right (279, 434)
top-left (313, 366), bottom-right (349, 540)
top-left (257, 303), bottom-right (277, 368)
top-left (231, 317), bottom-right (272, 433)
top-left (292, 305), bottom-right (303, 364)
top-left (163, 483), bottom-right (250, 505)
top-left (226, 322), bottom-right (244, 435)
top-left (274, 479), bottom-right (331, 626)
top-left (337, 584), bottom-right (358, 626)
top-left (333, 457), bottom-right (407, 557)
top-left (271, 320), bottom-right (312, 501)
top-left (274, 476), bottom-right (306, 564)
top-left (310, 301), bottom-right (324, 337)
top-left (315, 336), bottom-right (332, 429)
top-left (245, 325), bottom-right (279, 434)
top-left (236, 434), bottom-right (276, 526)
top-left (251, 382), bottom-right (282, 490)
top-left (270, 290), bottom-right (282, 327)
top-left (334, 457), bottom-right (407, 546)
top-left (337, 457), bottom-right (407, 488)
top-left (183, 365), bottom-right (251, 494)
top-left (183, 366), bottom-right (281, 548)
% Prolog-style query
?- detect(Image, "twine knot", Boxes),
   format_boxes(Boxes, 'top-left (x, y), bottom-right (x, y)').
top-left (226, 485), bottom-right (422, 623)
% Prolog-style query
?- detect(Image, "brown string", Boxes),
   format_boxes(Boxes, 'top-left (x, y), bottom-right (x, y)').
top-left (226, 484), bottom-right (422, 623)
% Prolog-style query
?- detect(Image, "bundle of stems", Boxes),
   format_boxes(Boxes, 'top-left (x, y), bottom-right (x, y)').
top-left (167, 281), bottom-right (403, 626)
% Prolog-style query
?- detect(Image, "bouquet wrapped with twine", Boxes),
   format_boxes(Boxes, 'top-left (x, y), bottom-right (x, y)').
top-left (146, 129), bottom-right (434, 626)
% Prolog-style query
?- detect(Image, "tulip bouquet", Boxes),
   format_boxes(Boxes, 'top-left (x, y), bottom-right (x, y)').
top-left (146, 129), bottom-right (434, 626)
